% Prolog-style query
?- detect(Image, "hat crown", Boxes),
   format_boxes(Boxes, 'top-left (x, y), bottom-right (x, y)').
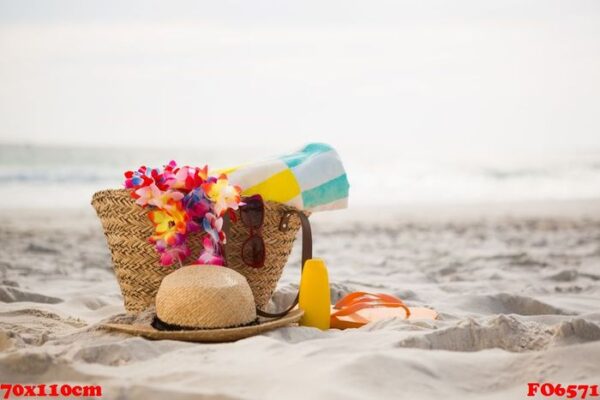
top-left (155, 265), bottom-right (257, 329)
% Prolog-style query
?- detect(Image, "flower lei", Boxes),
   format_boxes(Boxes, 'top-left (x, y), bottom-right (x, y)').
top-left (124, 161), bottom-right (242, 267)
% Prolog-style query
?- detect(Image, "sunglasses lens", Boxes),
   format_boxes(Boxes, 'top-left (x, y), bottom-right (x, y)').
top-left (242, 235), bottom-right (265, 268)
top-left (241, 196), bottom-right (264, 229)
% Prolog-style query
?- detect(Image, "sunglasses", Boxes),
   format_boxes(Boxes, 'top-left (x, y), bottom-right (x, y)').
top-left (240, 195), bottom-right (265, 268)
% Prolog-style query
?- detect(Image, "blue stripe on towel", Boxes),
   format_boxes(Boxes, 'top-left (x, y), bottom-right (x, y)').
top-left (302, 173), bottom-right (350, 208)
top-left (281, 143), bottom-right (333, 169)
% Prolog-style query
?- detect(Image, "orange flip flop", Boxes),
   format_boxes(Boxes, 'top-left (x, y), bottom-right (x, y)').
top-left (330, 292), bottom-right (437, 330)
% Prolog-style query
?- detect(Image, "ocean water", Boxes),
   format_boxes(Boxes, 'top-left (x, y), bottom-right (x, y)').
top-left (1, 144), bottom-right (600, 209)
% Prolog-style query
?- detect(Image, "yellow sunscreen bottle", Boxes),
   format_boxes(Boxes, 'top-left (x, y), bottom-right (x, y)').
top-left (298, 258), bottom-right (331, 330)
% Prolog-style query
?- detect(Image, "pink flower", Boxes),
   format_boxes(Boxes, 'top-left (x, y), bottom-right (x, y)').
top-left (202, 212), bottom-right (225, 244)
top-left (167, 165), bottom-right (207, 192)
top-left (155, 239), bottom-right (190, 266)
top-left (197, 236), bottom-right (225, 266)
top-left (133, 183), bottom-right (162, 207)
top-left (134, 184), bottom-right (184, 209)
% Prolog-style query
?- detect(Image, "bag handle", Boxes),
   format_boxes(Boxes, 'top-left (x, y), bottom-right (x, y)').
top-left (255, 210), bottom-right (312, 318)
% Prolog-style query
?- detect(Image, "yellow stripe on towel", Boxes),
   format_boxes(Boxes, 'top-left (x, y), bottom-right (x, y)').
top-left (242, 168), bottom-right (301, 204)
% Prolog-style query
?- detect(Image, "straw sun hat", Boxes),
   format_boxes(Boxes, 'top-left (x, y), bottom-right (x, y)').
top-left (103, 265), bottom-right (303, 342)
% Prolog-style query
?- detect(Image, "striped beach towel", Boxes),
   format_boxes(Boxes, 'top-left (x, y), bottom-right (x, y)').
top-left (220, 143), bottom-right (349, 212)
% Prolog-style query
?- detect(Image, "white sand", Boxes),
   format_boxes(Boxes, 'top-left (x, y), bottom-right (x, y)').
top-left (1, 201), bottom-right (600, 399)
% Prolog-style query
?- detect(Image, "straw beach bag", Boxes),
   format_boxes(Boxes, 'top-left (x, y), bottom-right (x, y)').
top-left (92, 189), bottom-right (311, 313)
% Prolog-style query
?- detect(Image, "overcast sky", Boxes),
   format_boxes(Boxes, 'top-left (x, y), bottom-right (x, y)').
top-left (0, 0), bottom-right (599, 156)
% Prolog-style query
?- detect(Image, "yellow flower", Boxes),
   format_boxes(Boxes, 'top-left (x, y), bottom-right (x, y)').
top-left (202, 174), bottom-right (242, 216)
top-left (148, 202), bottom-right (188, 245)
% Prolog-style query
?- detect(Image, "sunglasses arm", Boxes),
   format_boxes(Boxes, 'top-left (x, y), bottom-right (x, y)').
top-left (255, 210), bottom-right (312, 319)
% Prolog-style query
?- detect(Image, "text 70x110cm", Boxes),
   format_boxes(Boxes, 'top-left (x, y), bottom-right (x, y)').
top-left (1, 384), bottom-right (102, 398)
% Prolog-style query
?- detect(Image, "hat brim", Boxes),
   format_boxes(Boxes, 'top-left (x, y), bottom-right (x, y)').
top-left (101, 309), bottom-right (304, 343)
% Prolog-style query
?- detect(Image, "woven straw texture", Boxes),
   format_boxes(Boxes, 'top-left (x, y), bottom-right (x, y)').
top-left (92, 189), bottom-right (305, 313)
top-left (156, 266), bottom-right (257, 329)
